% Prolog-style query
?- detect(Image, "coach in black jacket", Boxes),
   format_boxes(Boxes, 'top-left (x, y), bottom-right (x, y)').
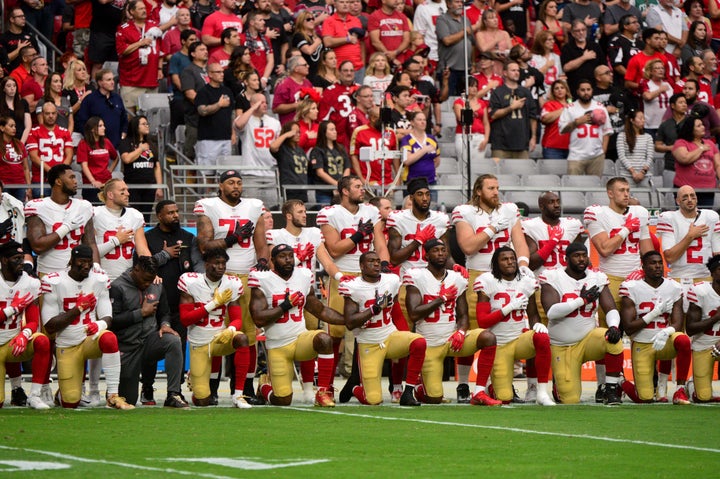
top-left (110, 256), bottom-right (189, 408)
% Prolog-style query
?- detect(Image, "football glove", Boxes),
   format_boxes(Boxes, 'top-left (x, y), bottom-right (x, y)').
top-left (413, 223), bottom-right (437, 245)
top-left (453, 264), bottom-right (469, 279)
top-left (235, 220), bottom-right (254, 240)
top-left (10, 291), bottom-right (33, 312)
top-left (652, 327), bottom-right (674, 351)
top-left (624, 214), bottom-right (640, 233)
top-left (501, 294), bottom-right (528, 316)
top-left (253, 258), bottom-right (270, 271)
top-left (438, 283), bottom-right (459, 305)
top-left (213, 326), bottom-right (236, 345)
top-left (10, 331), bottom-right (29, 356)
top-left (76, 292), bottom-right (97, 313)
top-left (626, 269), bottom-right (645, 281)
top-left (605, 326), bottom-right (622, 344)
top-left (370, 289), bottom-right (393, 315)
top-left (548, 224), bottom-right (564, 243)
top-left (86, 320), bottom-right (107, 337)
top-left (350, 218), bottom-right (374, 243)
top-left (0, 217), bottom-right (13, 237)
top-left (380, 260), bottom-right (392, 273)
top-left (448, 330), bottom-right (466, 352)
top-left (296, 243), bottom-right (315, 263)
top-left (532, 322), bottom-right (549, 335)
top-left (212, 288), bottom-right (233, 306)
top-left (490, 216), bottom-right (510, 233)
top-left (519, 265), bottom-right (535, 278)
top-left (579, 284), bottom-right (600, 305)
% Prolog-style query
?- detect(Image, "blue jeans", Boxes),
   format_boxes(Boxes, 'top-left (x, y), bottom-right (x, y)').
top-left (542, 147), bottom-right (569, 159)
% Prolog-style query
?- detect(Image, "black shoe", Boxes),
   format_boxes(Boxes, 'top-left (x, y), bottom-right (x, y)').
top-left (164, 392), bottom-right (190, 409)
top-left (604, 383), bottom-right (622, 406)
top-left (456, 383), bottom-right (471, 404)
top-left (141, 388), bottom-right (156, 406)
top-left (243, 394), bottom-right (265, 406)
top-left (339, 377), bottom-right (359, 404)
top-left (595, 384), bottom-right (606, 404)
top-left (399, 387), bottom-right (421, 406)
top-left (11, 387), bottom-right (27, 406)
top-left (511, 385), bottom-right (524, 404)
top-left (208, 394), bottom-right (219, 406)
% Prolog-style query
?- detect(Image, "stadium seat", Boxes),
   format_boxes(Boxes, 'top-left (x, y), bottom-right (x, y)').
top-left (562, 175), bottom-right (603, 187)
top-left (471, 157), bottom-right (499, 175)
top-left (495, 174), bottom-right (522, 187)
top-left (537, 159), bottom-right (569, 175)
top-left (498, 159), bottom-right (538, 175)
top-left (523, 174), bottom-right (561, 187)
top-left (437, 157), bottom-right (459, 174)
top-left (603, 159), bottom-right (617, 176)
top-left (559, 191), bottom-right (589, 214)
top-left (137, 93), bottom-right (171, 134)
top-left (586, 191), bottom-right (609, 206)
top-left (505, 191), bottom-right (541, 214)
top-left (437, 190), bottom-right (464, 209)
top-left (438, 174), bottom-right (463, 185)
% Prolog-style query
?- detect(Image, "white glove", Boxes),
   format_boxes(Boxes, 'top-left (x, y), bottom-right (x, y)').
top-left (660, 298), bottom-right (676, 314)
top-left (532, 322), bottom-right (548, 334)
top-left (642, 302), bottom-right (665, 324)
top-left (91, 319), bottom-right (108, 340)
top-left (491, 216), bottom-right (510, 233)
top-left (519, 265), bottom-right (535, 278)
top-left (145, 26), bottom-right (163, 39)
top-left (651, 327), bottom-right (675, 351)
top-left (501, 294), bottom-right (528, 316)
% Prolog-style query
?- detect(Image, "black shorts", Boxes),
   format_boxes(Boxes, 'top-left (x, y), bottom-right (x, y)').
top-left (87, 31), bottom-right (118, 64)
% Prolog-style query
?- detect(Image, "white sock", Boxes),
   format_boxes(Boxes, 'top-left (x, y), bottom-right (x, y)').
top-left (30, 382), bottom-right (42, 396)
top-left (234, 389), bottom-right (243, 398)
top-left (392, 384), bottom-right (402, 392)
top-left (88, 358), bottom-right (102, 394)
top-left (10, 376), bottom-right (21, 389)
top-left (102, 352), bottom-right (121, 395)
top-left (527, 377), bottom-right (538, 387)
top-left (473, 385), bottom-right (485, 395)
top-left (596, 364), bottom-right (606, 385)
top-left (457, 364), bottom-right (471, 384)
top-left (605, 376), bottom-right (620, 384)
top-left (302, 382), bottom-right (314, 393)
top-left (658, 372), bottom-right (669, 384)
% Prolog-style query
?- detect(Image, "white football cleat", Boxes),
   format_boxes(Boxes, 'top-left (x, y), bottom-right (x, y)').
top-left (40, 384), bottom-right (54, 408)
top-left (232, 395), bottom-right (253, 409)
top-left (27, 394), bottom-right (51, 410)
top-left (536, 387), bottom-right (556, 406)
top-left (524, 383), bottom-right (537, 403)
top-left (79, 392), bottom-right (104, 408)
top-left (302, 383), bottom-right (315, 404)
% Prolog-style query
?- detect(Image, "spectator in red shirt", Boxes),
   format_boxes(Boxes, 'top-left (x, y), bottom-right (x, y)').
top-left (349, 106), bottom-right (399, 188)
top-left (116, 0), bottom-right (163, 113)
top-left (161, 7), bottom-right (201, 60)
top-left (368, 0), bottom-right (411, 70)
top-left (201, 0), bottom-right (243, 55)
top-left (273, 55), bottom-right (314, 125)
top-left (20, 56), bottom-right (47, 114)
top-left (210, 27), bottom-right (241, 69)
top-left (322, 0), bottom-right (365, 83)
top-left (296, 97), bottom-right (320, 152)
top-left (77, 116), bottom-right (119, 204)
top-left (239, 11), bottom-right (275, 89)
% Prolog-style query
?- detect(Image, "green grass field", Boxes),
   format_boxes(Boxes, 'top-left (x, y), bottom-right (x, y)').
top-left (1, 402), bottom-right (718, 479)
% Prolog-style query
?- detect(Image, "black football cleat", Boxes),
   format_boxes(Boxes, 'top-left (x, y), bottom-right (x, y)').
top-left (11, 387), bottom-right (27, 407)
top-left (399, 387), bottom-right (421, 406)
top-left (603, 383), bottom-right (622, 406)
top-left (595, 384), bottom-right (606, 404)
top-left (456, 383), bottom-right (471, 404)
top-left (164, 393), bottom-right (190, 409)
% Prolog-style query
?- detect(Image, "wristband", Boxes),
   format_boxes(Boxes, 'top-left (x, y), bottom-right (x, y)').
top-left (517, 255), bottom-right (529, 265)
top-left (334, 272), bottom-right (343, 281)
top-left (22, 328), bottom-right (32, 339)
top-left (605, 309), bottom-right (621, 329)
top-left (642, 308), bottom-right (660, 324)
top-left (95, 320), bottom-right (108, 333)
top-left (482, 226), bottom-right (494, 238)
top-left (55, 224), bottom-right (71, 238)
top-left (349, 231), bottom-right (364, 244)
top-left (204, 301), bottom-right (218, 313)
top-left (111, 236), bottom-right (120, 247)
top-left (2, 306), bottom-right (16, 318)
top-left (617, 227), bottom-right (630, 239)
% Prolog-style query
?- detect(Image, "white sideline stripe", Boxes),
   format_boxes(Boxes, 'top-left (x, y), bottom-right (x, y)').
top-left (287, 408), bottom-right (720, 454)
top-left (0, 446), bottom-right (238, 479)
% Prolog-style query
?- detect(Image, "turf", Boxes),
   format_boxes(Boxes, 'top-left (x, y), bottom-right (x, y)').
top-left (0, 404), bottom-right (717, 479)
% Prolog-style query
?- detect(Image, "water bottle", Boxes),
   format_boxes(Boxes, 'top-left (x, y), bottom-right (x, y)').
top-left (591, 23), bottom-right (600, 41)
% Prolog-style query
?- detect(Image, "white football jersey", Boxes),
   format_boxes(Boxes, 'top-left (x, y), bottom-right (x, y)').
top-left (266, 227), bottom-right (323, 273)
top-left (0, 273), bottom-right (41, 345)
top-left (177, 272), bottom-right (244, 347)
top-left (451, 203), bottom-right (520, 272)
top-left (40, 269), bottom-right (112, 348)
top-left (522, 216), bottom-right (584, 275)
top-left (387, 209), bottom-right (450, 276)
top-left (539, 268), bottom-right (609, 346)
top-left (247, 268), bottom-right (314, 349)
top-left (93, 205), bottom-right (145, 280)
top-left (316, 203), bottom-right (381, 273)
top-left (338, 273), bottom-right (400, 344)
top-left (656, 209), bottom-right (720, 279)
top-left (686, 281), bottom-right (720, 351)
top-left (402, 268), bottom-right (467, 347)
top-left (618, 278), bottom-right (683, 343)
top-left (24, 197), bottom-right (94, 274)
top-left (239, 115), bottom-right (281, 177)
top-left (474, 272), bottom-right (539, 345)
top-left (194, 197), bottom-right (265, 274)
top-left (558, 101), bottom-right (613, 160)
top-left (584, 204), bottom-right (650, 277)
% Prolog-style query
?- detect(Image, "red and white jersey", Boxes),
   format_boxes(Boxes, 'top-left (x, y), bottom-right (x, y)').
top-left (193, 197), bottom-right (265, 273)
top-left (239, 114), bottom-right (281, 177)
top-left (656, 209), bottom-right (720, 279)
top-left (318, 83), bottom-right (357, 148)
top-left (387, 209), bottom-right (450, 275)
top-left (451, 203), bottom-right (520, 272)
top-left (522, 216), bottom-right (583, 275)
top-left (40, 269), bottom-right (112, 348)
top-left (474, 272), bottom-right (538, 345)
top-left (316, 203), bottom-right (381, 273)
top-left (640, 79), bottom-right (672, 129)
top-left (686, 281), bottom-right (720, 351)
top-left (339, 273), bottom-right (401, 344)
top-left (177, 272), bottom-right (244, 347)
top-left (24, 197), bottom-right (93, 275)
top-left (247, 268), bottom-right (313, 349)
top-left (619, 278), bottom-right (682, 343)
top-left (0, 273), bottom-right (41, 345)
top-left (0, 192), bottom-right (26, 244)
top-left (584, 204), bottom-right (650, 277)
top-left (93, 205), bottom-right (145, 280)
top-left (474, 71), bottom-right (503, 104)
top-left (402, 268), bottom-right (467, 347)
top-left (558, 101), bottom-right (612, 160)
top-left (25, 125), bottom-right (73, 183)
top-left (539, 267), bottom-right (609, 346)
top-left (266, 227), bottom-right (323, 273)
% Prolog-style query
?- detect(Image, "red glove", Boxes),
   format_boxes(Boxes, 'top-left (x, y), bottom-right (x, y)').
top-left (10, 332), bottom-right (28, 356)
top-left (339, 274), bottom-right (356, 282)
top-left (453, 264), bottom-right (469, 279)
top-left (626, 269), bottom-right (645, 281)
top-left (296, 243), bottom-right (315, 263)
top-left (289, 291), bottom-right (304, 308)
top-left (76, 292), bottom-right (97, 312)
top-left (414, 223), bottom-right (437, 245)
top-left (624, 214), bottom-right (640, 233)
top-left (548, 225), bottom-right (564, 243)
top-left (10, 291), bottom-right (33, 312)
top-left (438, 283), bottom-right (458, 304)
top-left (86, 322), bottom-right (99, 336)
top-left (448, 330), bottom-right (466, 351)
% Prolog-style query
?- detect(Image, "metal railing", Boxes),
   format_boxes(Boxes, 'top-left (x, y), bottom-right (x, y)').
top-left (24, 20), bottom-right (63, 71)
